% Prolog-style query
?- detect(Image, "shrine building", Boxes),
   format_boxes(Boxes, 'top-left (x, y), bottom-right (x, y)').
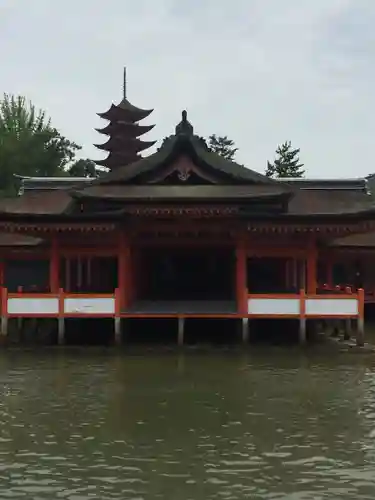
top-left (0, 71), bottom-right (373, 346)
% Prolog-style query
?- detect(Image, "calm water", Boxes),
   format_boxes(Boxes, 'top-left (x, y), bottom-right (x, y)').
top-left (1, 348), bottom-right (375, 499)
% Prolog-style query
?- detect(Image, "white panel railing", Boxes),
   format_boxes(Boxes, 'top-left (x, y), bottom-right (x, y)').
top-left (7, 297), bottom-right (59, 315)
top-left (64, 297), bottom-right (115, 315)
top-left (248, 298), bottom-right (300, 316)
top-left (2, 289), bottom-right (118, 317)
top-left (247, 290), bottom-right (364, 319)
top-left (306, 298), bottom-right (358, 316)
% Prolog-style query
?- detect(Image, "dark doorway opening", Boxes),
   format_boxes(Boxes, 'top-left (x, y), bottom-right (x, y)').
top-left (138, 248), bottom-right (235, 301)
top-left (247, 257), bottom-right (291, 293)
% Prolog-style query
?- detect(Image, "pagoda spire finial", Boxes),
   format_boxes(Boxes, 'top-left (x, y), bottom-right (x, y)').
top-left (123, 66), bottom-right (127, 99)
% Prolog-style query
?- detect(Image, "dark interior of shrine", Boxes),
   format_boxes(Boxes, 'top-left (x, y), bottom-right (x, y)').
top-left (138, 247), bottom-right (235, 302)
top-left (247, 257), bottom-right (292, 293)
top-left (4, 259), bottom-right (50, 292)
top-left (60, 257), bottom-right (118, 293)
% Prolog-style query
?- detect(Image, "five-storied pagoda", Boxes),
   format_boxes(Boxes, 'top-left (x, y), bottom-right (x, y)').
top-left (95, 68), bottom-right (156, 170)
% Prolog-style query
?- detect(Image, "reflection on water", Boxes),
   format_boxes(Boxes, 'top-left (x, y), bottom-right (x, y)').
top-left (1, 348), bottom-right (375, 498)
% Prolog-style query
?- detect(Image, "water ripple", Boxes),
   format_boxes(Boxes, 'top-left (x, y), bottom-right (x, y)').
top-left (0, 351), bottom-right (375, 498)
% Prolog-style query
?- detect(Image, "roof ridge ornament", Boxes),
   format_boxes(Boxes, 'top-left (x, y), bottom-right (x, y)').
top-left (175, 110), bottom-right (194, 136)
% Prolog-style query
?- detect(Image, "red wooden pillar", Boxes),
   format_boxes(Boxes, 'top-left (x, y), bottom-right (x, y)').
top-left (236, 238), bottom-right (247, 314)
top-left (50, 235), bottom-right (60, 293)
top-left (292, 258), bottom-right (297, 288)
top-left (327, 258), bottom-right (333, 288)
top-left (66, 258), bottom-right (71, 292)
top-left (285, 260), bottom-right (290, 289)
top-left (306, 236), bottom-right (317, 295)
top-left (118, 231), bottom-right (130, 310)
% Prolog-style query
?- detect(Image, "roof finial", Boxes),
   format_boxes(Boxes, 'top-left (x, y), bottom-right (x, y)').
top-left (123, 66), bottom-right (127, 99)
top-left (175, 109), bottom-right (193, 136)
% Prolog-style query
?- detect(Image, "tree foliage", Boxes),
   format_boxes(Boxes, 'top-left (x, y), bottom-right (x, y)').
top-left (266, 141), bottom-right (305, 178)
top-left (207, 134), bottom-right (238, 160)
top-left (67, 158), bottom-right (107, 178)
top-left (0, 94), bottom-right (80, 195)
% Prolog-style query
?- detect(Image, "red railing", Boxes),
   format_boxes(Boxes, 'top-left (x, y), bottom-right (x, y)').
top-left (0, 287), bottom-right (365, 321)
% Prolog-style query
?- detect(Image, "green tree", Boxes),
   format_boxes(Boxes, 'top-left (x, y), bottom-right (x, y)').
top-left (0, 94), bottom-right (80, 195)
top-left (67, 158), bottom-right (106, 178)
top-left (207, 134), bottom-right (238, 160)
top-left (266, 141), bottom-right (305, 178)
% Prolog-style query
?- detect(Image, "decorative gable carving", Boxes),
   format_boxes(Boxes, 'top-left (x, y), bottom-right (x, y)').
top-left (145, 155), bottom-right (220, 185)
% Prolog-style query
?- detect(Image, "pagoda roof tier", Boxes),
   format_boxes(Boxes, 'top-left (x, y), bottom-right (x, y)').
top-left (98, 102), bottom-right (153, 123)
top-left (94, 137), bottom-right (156, 153)
top-left (95, 122), bottom-right (155, 136)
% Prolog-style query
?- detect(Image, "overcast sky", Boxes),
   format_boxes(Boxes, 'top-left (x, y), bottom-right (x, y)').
top-left (1, 0), bottom-right (375, 178)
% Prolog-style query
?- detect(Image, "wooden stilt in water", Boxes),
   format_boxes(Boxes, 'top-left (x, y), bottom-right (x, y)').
top-left (242, 318), bottom-right (249, 344)
top-left (1, 287), bottom-right (8, 341)
top-left (356, 317), bottom-right (365, 347)
top-left (299, 318), bottom-right (307, 344)
top-left (331, 319), bottom-right (340, 337)
top-left (57, 317), bottom-right (65, 345)
top-left (0, 316), bottom-right (7, 340)
top-left (177, 317), bottom-right (185, 346)
top-left (57, 289), bottom-right (65, 345)
top-left (299, 289), bottom-right (306, 345)
top-left (114, 317), bottom-right (121, 346)
top-left (356, 288), bottom-right (365, 347)
top-left (344, 318), bottom-right (352, 341)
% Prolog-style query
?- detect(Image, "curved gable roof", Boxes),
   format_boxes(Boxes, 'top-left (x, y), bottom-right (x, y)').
top-left (90, 111), bottom-right (289, 188)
